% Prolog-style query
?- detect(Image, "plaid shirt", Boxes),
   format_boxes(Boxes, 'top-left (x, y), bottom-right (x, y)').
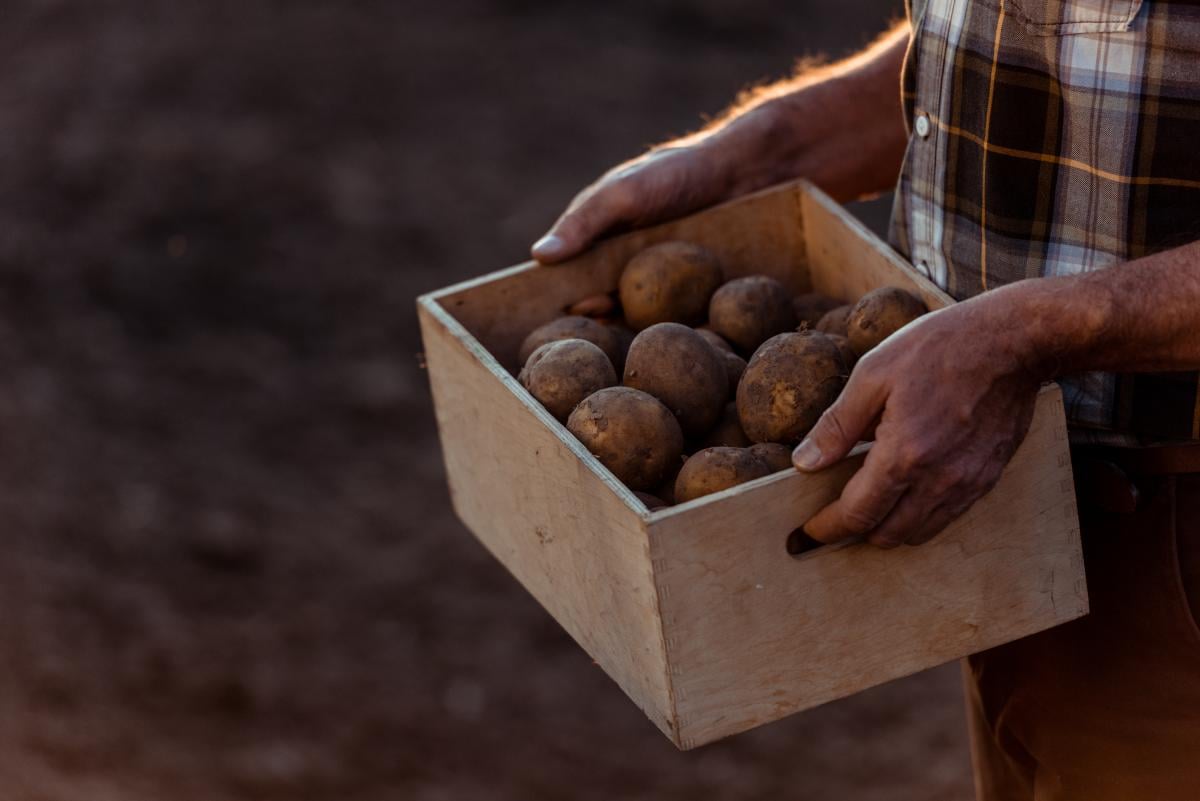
top-left (889, 0), bottom-right (1200, 443)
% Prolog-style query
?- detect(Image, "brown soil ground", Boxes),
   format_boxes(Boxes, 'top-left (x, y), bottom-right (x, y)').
top-left (0, 2), bottom-right (973, 799)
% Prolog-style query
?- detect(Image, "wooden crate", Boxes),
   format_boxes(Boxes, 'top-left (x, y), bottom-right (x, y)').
top-left (417, 179), bottom-right (1088, 750)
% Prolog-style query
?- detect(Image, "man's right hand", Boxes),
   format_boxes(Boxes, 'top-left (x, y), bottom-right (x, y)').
top-left (531, 139), bottom-right (736, 264)
top-left (530, 23), bottom-right (912, 265)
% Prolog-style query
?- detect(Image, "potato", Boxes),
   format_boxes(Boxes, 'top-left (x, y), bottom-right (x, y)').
top-left (634, 491), bottom-right (668, 510)
top-left (695, 327), bottom-right (743, 393)
top-left (674, 446), bottom-right (773, 504)
top-left (567, 387), bottom-right (684, 491)
top-left (815, 304), bottom-right (852, 337)
top-left (708, 275), bottom-right (796, 353)
top-left (736, 331), bottom-right (848, 444)
top-left (599, 320), bottom-right (636, 372)
top-left (623, 323), bottom-right (728, 438)
top-left (847, 286), bottom-right (928, 356)
top-left (619, 241), bottom-right (724, 330)
top-left (519, 316), bottom-right (624, 372)
top-left (720, 350), bottom-right (747, 397)
top-left (699, 402), bottom-right (751, 449)
top-left (792, 292), bottom-right (842, 329)
top-left (749, 442), bottom-right (794, 473)
top-left (656, 456), bottom-right (684, 506)
top-left (567, 293), bottom-right (616, 318)
top-left (827, 333), bottom-right (857, 371)
top-left (694, 327), bottom-right (734, 354)
top-left (518, 339), bottom-right (617, 421)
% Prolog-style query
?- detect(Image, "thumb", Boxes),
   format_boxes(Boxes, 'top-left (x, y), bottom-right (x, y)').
top-left (792, 379), bottom-right (882, 472)
top-left (532, 186), bottom-right (628, 265)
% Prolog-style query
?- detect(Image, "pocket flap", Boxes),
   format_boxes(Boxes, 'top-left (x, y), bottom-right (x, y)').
top-left (1007, 0), bottom-right (1144, 35)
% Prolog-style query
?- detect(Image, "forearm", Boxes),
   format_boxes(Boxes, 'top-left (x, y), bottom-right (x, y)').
top-left (978, 241), bottom-right (1200, 378)
top-left (534, 22), bottom-right (911, 263)
top-left (677, 23), bottom-right (911, 203)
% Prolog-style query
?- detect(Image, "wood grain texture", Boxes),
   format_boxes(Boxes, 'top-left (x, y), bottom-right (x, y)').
top-left (801, 186), bottom-right (955, 310)
top-left (417, 296), bottom-right (675, 737)
top-left (432, 181), bottom-right (810, 370)
top-left (648, 387), bottom-right (1085, 748)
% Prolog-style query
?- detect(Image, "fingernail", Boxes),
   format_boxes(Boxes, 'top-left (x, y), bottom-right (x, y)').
top-left (532, 234), bottom-right (565, 259)
top-left (793, 439), bottom-right (822, 471)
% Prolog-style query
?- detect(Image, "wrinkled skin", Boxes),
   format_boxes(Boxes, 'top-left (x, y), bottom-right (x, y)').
top-left (529, 29), bottom-right (912, 266)
top-left (792, 300), bottom-right (1040, 548)
top-left (532, 145), bottom-right (732, 265)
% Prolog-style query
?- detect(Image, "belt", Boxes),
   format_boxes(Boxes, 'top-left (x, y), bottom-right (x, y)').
top-left (1072, 443), bottom-right (1200, 514)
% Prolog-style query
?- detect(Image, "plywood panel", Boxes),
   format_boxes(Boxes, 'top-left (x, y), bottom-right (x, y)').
top-left (420, 178), bottom-right (1089, 751)
top-left (648, 387), bottom-right (1086, 748)
top-left (801, 186), bottom-right (954, 310)
top-left (417, 297), bottom-right (675, 736)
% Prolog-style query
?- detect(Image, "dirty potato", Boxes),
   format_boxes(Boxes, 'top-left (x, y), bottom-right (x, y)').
top-left (792, 292), bottom-right (842, 330)
top-left (748, 442), bottom-right (794, 473)
top-left (633, 491), bottom-right (668, 510)
top-left (695, 327), bottom-right (743, 393)
top-left (846, 286), bottom-right (929, 356)
top-left (619, 241), bottom-right (724, 330)
top-left (567, 293), bottom-right (617, 318)
top-left (622, 323), bottom-right (728, 438)
top-left (656, 454), bottom-right (686, 506)
top-left (518, 339), bottom-right (617, 421)
top-left (567, 387), bottom-right (684, 491)
top-left (699, 401), bottom-right (751, 449)
top-left (827, 333), bottom-right (858, 371)
top-left (598, 319), bottom-right (636, 373)
top-left (694, 326), bottom-right (734, 354)
top-left (708, 275), bottom-right (797, 353)
top-left (720, 350), bottom-right (747, 397)
top-left (674, 446), bottom-right (773, 504)
top-left (815, 304), bottom-right (853, 337)
top-left (519, 316), bottom-right (624, 373)
top-left (736, 331), bottom-right (848, 444)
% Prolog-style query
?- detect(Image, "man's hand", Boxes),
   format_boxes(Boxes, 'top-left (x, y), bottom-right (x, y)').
top-left (791, 234), bottom-right (1200, 548)
top-left (531, 141), bottom-right (735, 264)
top-left (792, 297), bottom-right (1042, 548)
top-left (531, 24), bottom-right (912, 265)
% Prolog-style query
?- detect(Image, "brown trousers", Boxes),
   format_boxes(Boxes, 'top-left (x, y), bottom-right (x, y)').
top-left (966, 460), bottom-right (1200, 800)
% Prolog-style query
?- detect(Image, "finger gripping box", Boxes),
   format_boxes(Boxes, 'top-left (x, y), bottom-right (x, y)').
top-left (417, 180), bottom-right (1088, 749)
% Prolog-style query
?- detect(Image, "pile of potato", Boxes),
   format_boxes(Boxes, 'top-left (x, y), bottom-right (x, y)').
top-left (516, 241), bottom-right (928, 509)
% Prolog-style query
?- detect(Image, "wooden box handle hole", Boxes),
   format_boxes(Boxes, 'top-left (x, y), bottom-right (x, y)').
top-left (786, 528), bottom-right (824, 558)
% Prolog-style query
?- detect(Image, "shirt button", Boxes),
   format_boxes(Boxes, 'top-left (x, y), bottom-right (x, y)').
top-left (915, 112), bottom-right (931, 139)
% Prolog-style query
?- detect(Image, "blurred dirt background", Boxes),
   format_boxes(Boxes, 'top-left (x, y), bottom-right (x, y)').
top-left (0, 1), bottom-right (974, 799)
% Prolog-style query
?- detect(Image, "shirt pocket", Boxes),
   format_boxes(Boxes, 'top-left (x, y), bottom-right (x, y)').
top-left (1006, 0), bottom-right (1145, 35)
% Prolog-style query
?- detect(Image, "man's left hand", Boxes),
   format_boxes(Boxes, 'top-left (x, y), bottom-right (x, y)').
top-left (791, 295), bottom-right (1042, 547)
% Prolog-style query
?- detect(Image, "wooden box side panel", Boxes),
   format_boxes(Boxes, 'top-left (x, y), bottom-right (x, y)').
top-left (417, 298), bottom-right (677, 737)
top-left (431, 181), bottom-right (811, 369)
top-left (800, 185), bottom-right (955, 310)
top-left (649, 387), bottom-right (1087, 748)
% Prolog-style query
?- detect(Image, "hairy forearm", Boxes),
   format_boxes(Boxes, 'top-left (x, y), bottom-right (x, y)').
top-left (674, 23), bottom-right (911, 203)
top-left (977, 242), bottom-right (1200, 378)
top-left (533, 22), bottom-right (912, 263)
